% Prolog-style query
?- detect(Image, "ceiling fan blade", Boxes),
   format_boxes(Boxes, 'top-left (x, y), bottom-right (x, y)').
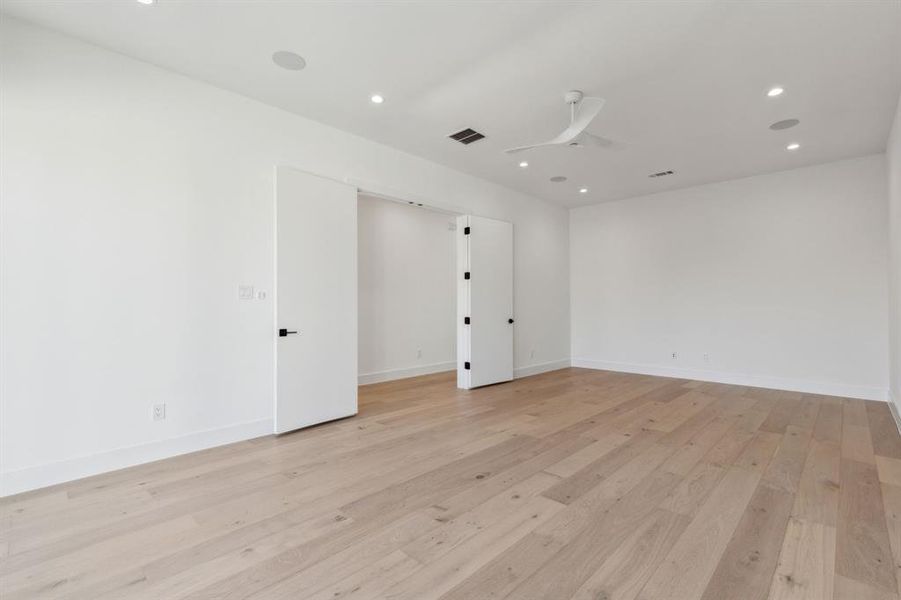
top-left (504, 141), bottom-right (558, 154)
top-left (579, 131), bottom-right (617, 148)
top-left (503, 97), bottom-right (606, 154)
top-left (504, 124), bottom-right (587, 153)
top-left (570, 97), bottom-right (605, 133)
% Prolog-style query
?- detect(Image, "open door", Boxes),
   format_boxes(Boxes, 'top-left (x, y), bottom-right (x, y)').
top-left (457, 215), bottom-right (514, 389)
top-left (275, 167), bottom-right (357, 434)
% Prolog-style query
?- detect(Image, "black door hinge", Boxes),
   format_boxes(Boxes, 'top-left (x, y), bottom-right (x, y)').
top-left (464, 271), bottom-right (470, 280)
top-left (464, 316), bottom-right (470, 325)
top-left (464, 362), bottom-right (471, 370)
top-left (464, 226), bottom-right (470, 235)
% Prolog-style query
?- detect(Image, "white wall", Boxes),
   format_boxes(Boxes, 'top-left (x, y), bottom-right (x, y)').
top-left (889, 96), bottom-right (901, 410)
top-left (0, 18), bottom-right (571, 495)
top-left (571, 155), bottom-right (889, 401)
top-left (358, 196), bottom-right (456, 383)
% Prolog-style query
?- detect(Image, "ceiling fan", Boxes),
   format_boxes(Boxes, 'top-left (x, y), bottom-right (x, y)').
top-left (504, 90), bottom-right (615, 154)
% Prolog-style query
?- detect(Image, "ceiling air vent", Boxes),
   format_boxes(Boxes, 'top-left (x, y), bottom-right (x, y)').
top-left (448, 128), bottom-right (486, 145)
top-left (648, 170), bottom-right (675, 178)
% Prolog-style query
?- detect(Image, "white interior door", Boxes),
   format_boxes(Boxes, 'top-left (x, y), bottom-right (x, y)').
top-left (457, 215), bottom-right (514, 389)
top-left (275, 167), bottom-right (357, 434)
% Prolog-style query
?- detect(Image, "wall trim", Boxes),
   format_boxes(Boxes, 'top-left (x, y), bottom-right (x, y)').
top-left (890, 390), bottom-right (901, 437)
top-left (571, 358), bottom-right (888, 402)
top-left (5, 359), bottom-right (572, 497)
top-left (358, 358), bottom-right (573, 386)
top-left (358, 361), bottom-right (456, 385)
top-left (0, 418), bottom-right (273, 498)
top-left (514, 359), bottom-right (572, 379)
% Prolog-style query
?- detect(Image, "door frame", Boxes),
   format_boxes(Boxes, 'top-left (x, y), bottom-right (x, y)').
top-left (273, 169), bottom-right (512, 429)
top-left (273, 171), bottom-right (464, 428)
top-left (348, 178), bottom-right (467, 217)
top-left (353, 181), bottom-right (470, 390)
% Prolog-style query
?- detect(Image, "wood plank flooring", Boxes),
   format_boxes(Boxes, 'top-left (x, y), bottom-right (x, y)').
top-left (2, 367), bottom-right (900, 599)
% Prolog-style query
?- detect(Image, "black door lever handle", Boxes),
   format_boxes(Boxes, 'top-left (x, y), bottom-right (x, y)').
top-left (508, 318), bottom-right (514, 324)
top-left (278, 328), bottom-right (298, 337)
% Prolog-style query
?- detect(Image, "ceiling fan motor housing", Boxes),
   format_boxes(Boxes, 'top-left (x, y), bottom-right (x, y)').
top-left (564, 90), bottom-right (584, 104)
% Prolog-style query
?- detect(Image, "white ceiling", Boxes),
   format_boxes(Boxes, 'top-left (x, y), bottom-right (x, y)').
top-left (3, 0), bottom-right (900, 207)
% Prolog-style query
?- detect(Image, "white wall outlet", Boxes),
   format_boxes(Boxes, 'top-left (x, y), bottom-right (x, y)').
top-left (703, 353), bottom-right (710, 363)
top-left (152, 403), bottom-right (166, 421)
top-left (256, 290), bottom-right (267, 300)
top-left (671, 352), bottom-right (677, 360)
top-left (238, 284), bottom-right (254, 300)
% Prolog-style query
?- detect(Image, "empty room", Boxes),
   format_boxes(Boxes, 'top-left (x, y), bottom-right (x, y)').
top-left (1, 1), bottom-right (900, 599)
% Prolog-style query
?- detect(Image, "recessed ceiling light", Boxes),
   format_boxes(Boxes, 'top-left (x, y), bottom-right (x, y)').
top-left (136, 0), bottom-right (154, 4)
top-left (786, 142), bottom-right (800, 151)
top-left (579, 188), bottom-right (588, 193)
top-left (550, 176), bottom-right (567, 183)
top-left (519, 161), bottom-right (528, 168)
top-left (272, 51), bottom-right (306, 71)
top-left (370, 94), bottom-right (384, 104)
top-left (767, 87), bottom-right (784, 97)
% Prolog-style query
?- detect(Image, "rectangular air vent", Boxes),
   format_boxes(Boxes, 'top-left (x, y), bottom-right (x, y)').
top-left (648, 170), bottom-right (675, 178)
top-left (448, 128), bottom-right (486, 145)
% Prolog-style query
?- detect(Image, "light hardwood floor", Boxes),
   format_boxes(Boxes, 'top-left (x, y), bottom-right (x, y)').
top-left (2, 367), bottom-right (900, 599)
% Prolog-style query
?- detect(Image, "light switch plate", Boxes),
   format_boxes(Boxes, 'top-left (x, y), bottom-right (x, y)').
top-left (238, 285), bottom-right (254, 300)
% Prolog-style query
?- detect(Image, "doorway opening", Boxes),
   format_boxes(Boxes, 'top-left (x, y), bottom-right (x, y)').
top-left (274, 168), bottom-right (515, 435)
top-left (357, 193), bottom-right (458, 386)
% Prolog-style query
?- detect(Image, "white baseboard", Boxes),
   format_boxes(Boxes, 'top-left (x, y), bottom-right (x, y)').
top-left (0, 418), bottom-right (273, 498)
top-left (571, 358), bottom-right (888, 402)
top-left (891, 389), bottom-right (901, 437)
top-left (514, 359), bottom-right (572, 379)
top-left (359, 359), bottom-right (572, 386)
top-left (358, 361), bottom-right (456, 385)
